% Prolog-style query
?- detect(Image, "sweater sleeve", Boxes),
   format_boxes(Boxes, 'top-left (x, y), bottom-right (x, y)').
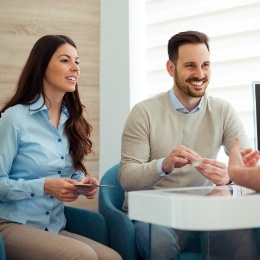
top-left (119, 103), bottom-right (166, 191)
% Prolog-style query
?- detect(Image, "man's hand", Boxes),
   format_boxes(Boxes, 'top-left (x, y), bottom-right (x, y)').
top-left (196, 158), bottom-right (229, 185)
top-left (162, 145), bottom-right (201, 173)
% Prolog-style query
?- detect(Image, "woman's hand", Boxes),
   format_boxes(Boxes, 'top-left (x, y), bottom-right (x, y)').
top-left (78, 177), bottom-right (99, 199)
top-left (44, 178), bottom-right (80, 202)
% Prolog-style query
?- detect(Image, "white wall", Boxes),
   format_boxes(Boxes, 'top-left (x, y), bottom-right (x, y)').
top-left (99, 0), bottom-right (131, 176)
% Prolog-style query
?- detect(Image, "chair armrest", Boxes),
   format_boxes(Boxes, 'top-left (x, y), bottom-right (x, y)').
top-left (99, 203), bottom-right (138, 260)
top-left (64, 205), bottom-right (109, 246)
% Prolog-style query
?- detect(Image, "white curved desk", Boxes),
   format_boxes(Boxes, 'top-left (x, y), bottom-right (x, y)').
top-left (128, 185), bottom-right (260, 231)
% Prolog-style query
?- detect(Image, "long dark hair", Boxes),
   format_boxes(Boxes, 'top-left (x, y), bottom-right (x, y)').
top-left (168, 30), bottom-right (210, 64)
top-left (1, 35), bottom-right (93, 176)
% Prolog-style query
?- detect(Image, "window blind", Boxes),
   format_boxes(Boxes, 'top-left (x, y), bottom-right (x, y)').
top-left (131, 0), bottom-right (260, 161)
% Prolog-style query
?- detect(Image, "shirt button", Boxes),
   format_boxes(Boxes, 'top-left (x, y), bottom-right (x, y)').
top-left (58, 171), bottom-right (61, 174)
top-left (31, 194), bottom-right (34, 197)
top-left (46, 211), bottom-right (49, 215)
top-left (58, 139), bottom-right (61, 142)
top-left (61, 156), bottom-right (64, 160)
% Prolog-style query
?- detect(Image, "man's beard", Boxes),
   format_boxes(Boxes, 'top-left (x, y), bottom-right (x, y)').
top-left (174, 69), bottom-right (208, 98)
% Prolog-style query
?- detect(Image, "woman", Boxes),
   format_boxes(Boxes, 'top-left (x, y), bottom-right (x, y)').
top-left (0, 35), bottom-right (121, 260)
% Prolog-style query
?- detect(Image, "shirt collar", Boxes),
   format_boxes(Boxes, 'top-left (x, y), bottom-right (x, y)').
top-left (29, 95), bottom-right (47, 115)
top-left (168, 88), bottom-right (203, 114)
top-left (29, 95), bottom-right (69, 118)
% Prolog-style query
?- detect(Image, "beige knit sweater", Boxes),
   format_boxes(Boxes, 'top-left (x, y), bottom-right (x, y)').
top-left (119, 91), bottom-right (252, 211)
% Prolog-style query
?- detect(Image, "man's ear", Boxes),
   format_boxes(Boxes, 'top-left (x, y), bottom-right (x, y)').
top-left (166, 60), bottom-right (175, 77)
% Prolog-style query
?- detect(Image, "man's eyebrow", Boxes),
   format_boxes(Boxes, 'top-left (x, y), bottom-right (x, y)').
top-left (58, 54), bottom-right (79, 60)
top-left (183, 61), bottom-right (196, 65)
top-left (183, 61), bottom-right (210, 65)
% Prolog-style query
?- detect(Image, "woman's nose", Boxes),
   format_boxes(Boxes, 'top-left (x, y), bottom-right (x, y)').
top-left (71, 64), bottom-right (80, 72)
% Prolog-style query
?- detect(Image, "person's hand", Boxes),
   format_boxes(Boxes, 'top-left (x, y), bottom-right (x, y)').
top-left (162, 145), bottom-right (201, 173)
top-left (77, 177), bottom-right (99, 199)
top-left (196, 158), bottom-right (229, 185)
top-left (240, 147), bottom-right (260, 167)
top-left (228, 136), bottom-right (260, 179)
top-left (44, 178), bottom-right (81, 202)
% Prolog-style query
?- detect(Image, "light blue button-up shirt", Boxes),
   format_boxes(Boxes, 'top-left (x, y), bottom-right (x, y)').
top-left (0, 96), bottom-right (85, 233)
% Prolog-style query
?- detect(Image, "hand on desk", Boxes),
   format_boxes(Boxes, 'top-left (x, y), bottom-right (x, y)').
top-left (162, 145), bottom-right (230, 185)
top-left (162, 142), bottom-right (259, 187)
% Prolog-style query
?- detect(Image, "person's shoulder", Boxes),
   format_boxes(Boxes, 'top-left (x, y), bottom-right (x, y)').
top-left (205, 95), bottom-right (237, 119)
top-left (206, 94), bottom-right (234, 109)
top-left (133, 92), bottom-right (168, 109)
top-left (1, 104), bottom-right (30, 121)
top-left (4, 104), bottom-right (29, 113)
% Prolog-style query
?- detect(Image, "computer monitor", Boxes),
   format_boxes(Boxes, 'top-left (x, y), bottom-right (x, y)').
top-left (252, 81), bottom-right (260, 150)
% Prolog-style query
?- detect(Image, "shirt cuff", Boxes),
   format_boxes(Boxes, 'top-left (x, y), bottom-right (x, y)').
top-left (157, 158), bottom-right (173, 176)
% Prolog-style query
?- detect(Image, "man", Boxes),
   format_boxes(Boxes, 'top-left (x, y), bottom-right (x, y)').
top-left (119, 31), bottom-right (255, 259)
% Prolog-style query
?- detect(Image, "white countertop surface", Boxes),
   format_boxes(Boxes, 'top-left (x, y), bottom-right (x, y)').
top-left (128, 185), bottom-right (260, 231)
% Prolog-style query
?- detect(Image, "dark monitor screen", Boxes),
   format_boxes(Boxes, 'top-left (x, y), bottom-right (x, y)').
top-left (252, 82), bottom-right (260, 150)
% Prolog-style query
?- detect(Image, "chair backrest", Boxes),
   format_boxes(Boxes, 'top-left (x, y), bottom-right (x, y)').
top-left (99, 164), bottom-right (125, 210)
